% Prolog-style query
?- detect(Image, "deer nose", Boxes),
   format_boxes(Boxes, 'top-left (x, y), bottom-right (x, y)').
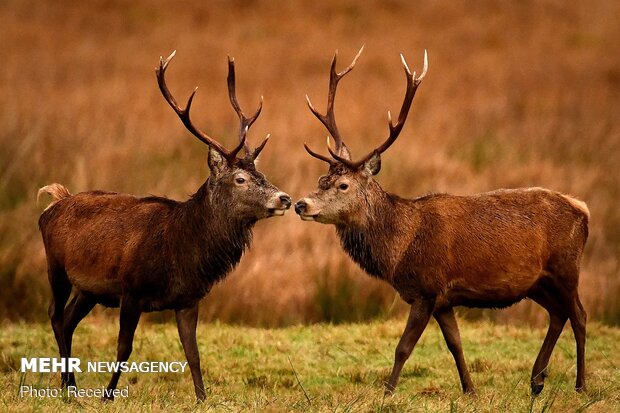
top-left (279, 194), bottom-right (292, 209)
top-left (294, 200), bottom-right (306, 215)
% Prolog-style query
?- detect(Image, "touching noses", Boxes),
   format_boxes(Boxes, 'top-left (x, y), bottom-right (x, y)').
top-left (294, 200), bottom-right (307, 215)
top-left (279, 194), bottom-right (292, 209)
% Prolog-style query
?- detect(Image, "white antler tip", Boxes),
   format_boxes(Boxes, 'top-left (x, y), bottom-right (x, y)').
top-left (400, 53), bottom-right (412, 75)
top-left (419, 49), bottom-right (428, 79)
top-left (352, 45), bottom-right (365, 65)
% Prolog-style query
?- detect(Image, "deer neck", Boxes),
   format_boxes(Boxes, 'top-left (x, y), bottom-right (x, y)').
top-left (177, 181), bottom-right (254, 284)
top-left (336, 188), bottom-right (411, 280)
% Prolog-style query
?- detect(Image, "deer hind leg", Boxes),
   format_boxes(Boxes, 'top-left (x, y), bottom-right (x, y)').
top-left (529, 279), bottom-right (570, 395)
top-left (569, 292), bottom-right (587, 392)
top-left (47, 262), bottom-right (72, 387)
top-left (385, 297), bottom-right (434, 395)
top-left (434, 307), bottom-right (475, 394)
top-left (62, 291), bottom-right (96, 387)
top-left (530, 310), bottom-right (567, 395)
top-left (104, 295), bottom-right (141, 401)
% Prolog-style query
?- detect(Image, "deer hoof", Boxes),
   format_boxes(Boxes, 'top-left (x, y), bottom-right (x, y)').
top-left (384, 384), bottom-right (396, 397)
top-left (531, 382), bottom-right (544, 395)
top-left (463, 385), bottom-right (476, 395)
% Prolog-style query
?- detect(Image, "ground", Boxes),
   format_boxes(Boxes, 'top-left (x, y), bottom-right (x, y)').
top-left (1, 318), bottom-right (618, 412)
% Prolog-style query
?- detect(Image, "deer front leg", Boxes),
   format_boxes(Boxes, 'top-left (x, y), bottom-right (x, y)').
top-left (176, 304), bottom-right (206, 401)
top-left (434, 307), bottom-right (475, 394)
top-left (385, 297), bottom-right (434, 395)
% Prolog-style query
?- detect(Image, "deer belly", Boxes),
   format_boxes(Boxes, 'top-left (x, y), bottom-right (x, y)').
top-left (444, 272), bottom-right (538, 309)
top-left (64, 257), bottom-right (123, 297)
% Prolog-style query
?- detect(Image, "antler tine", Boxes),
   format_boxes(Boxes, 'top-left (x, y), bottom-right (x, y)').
top-left (352, 50), bottom-right (428, 167)
top-left (304, 143), bottom-right (337, 166)
top-left (306, 45), bottom-right (364, 155)
top-left (156, 51), bottom-right (233, 160)
top-left (250, 134), bottom-right (270, 160)
top-left (227, 57), bottom-right (264, 157)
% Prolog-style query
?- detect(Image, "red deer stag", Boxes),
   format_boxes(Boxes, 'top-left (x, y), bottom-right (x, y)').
top-left (38, 51), bottom-right (291, 401)
top-left (295, 47), bottom-right (589, 395)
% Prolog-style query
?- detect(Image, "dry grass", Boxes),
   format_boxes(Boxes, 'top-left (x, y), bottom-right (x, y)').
top-left (2, 319), bottom-right (619, 412)
top-left (1, 0), bottom-right (619, 324)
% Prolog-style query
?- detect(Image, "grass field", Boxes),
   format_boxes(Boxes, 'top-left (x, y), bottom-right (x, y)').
top-left (1, 0), bottom-right (619, 326)
top-left (1, 318), bottom-right (619, 412)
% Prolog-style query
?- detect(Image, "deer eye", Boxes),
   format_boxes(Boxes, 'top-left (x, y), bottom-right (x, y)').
top-left (235, 177), bottom-right (246, 184)
top-left (338, 183), bottom-right (349, 191)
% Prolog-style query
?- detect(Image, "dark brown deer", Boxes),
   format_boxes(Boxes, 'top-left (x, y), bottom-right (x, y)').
top-left (295, 47), bottom-right (589, 396)
top-left (38, 51), bottom-right (291, 401)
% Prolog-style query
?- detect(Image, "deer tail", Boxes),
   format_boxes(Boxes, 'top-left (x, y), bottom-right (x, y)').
top-left (37, 183), bottom-right (72, 211)
top-left (560, 194), bottom-right (590, 222)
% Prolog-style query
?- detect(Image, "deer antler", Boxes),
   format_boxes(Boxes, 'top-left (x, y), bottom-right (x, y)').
top-left (305, 46), bottom-right (364, 159)
top-left (305, 49), bottom-right (428, 170)
top-left (227, 57), bottom-right (269, 161)
top-left (156, 51), bottom-right (247, 164)
top-left (341, 50), bottom-right (428, 169)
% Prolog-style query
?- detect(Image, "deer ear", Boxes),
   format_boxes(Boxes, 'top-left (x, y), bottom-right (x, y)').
top-left (207, 147), bottom-right (226, 176)
top-left (362, 152), bottom-right (381, 176)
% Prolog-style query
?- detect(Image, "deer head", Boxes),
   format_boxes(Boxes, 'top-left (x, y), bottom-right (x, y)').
top-left (157, 51), bottom-right (291, 220)
top-left (295, 47), bottom-right (427, 225)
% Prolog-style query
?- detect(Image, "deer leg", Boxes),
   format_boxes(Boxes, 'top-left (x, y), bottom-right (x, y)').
top-left (385, 298), bottom-right (434, 395)
top-left (434, 307), bottom-right (475, 394)
top-left (104, 295), bottom-right (141, 401)
top-left (62, 291), bottom-right (96, 387)
top-left (530, 310), bottom-right (567, 395)
top-left (176, 304), bottom-right (206, 401)
top-left (47, 263), bottom-right (72, 387)
top-left (569, 293), bottom-right (587, 392)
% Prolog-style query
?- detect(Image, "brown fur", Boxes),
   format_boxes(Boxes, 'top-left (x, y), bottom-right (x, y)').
top-left (39, 157), bottom-right (290, 400)
top-left (296, 48), bottom-right (588, 396)
top-left (38, 52), bottom-right (292, 401)
top-left (298, 168), bottom-right (589, 395)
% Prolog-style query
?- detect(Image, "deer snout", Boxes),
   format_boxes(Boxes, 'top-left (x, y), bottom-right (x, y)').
top-left (266, 191), bottom-right (291, 217)
top-left (295, 198), bottom-right (318, 221)
top-left (294, 200), bottom-right (306, 215)
top-left (279, 194), bottom-right (292, 209)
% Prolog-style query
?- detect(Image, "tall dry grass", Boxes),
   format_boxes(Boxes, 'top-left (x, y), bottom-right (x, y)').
top-left (1, 0), bottom-right (619, 325)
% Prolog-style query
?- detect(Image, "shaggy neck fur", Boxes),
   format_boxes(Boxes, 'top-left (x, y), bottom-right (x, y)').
top-left (336, 183), bottom-right (409, 280)
top-left (176, 179), bottom-right (254, 286)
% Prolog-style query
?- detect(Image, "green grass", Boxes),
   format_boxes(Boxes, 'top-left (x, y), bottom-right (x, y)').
top-left (1, 319), bottom-right (619, 412)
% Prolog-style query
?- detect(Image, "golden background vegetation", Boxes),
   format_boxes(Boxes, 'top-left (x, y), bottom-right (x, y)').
top-left (1, 0), bottom-right (619, 325)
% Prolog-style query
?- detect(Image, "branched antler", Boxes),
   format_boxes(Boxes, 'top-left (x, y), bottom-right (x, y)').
top-left (227, 57), bottom-right (268, 160)
top-left (305, 49), bottom-right (428, 170)
top-left (305, 46), bottom-right (364, 159)
top-left (156, 51), bottom-right (268, 164)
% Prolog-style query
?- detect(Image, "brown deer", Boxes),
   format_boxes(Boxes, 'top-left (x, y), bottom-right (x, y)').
top-left (38, 51), bottom-right (291, 401)
top-left (295, 47), bottom-right (589, 396)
